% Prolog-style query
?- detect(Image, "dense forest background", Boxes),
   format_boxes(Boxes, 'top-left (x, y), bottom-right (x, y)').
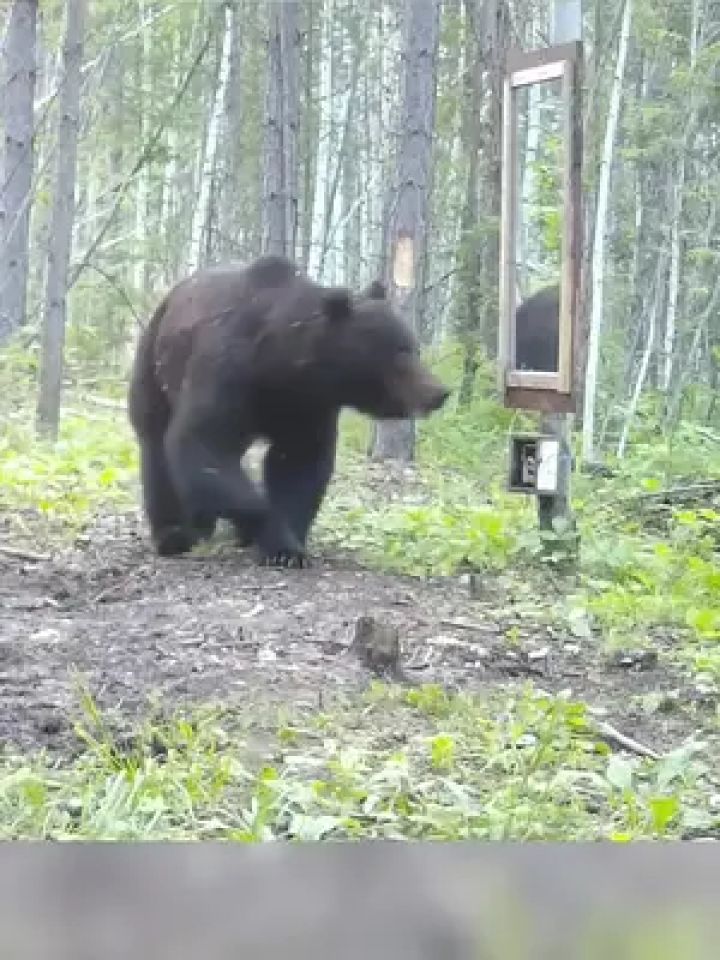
top-left (2, 0), bottom-right (718, 454)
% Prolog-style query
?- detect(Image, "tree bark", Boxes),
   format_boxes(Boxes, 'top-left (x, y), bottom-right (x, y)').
top-left (188, 2), bottom-right (235, 273)
top-left (0, 0), bottom-right (38, 344)
top-left (133, 0), bottom-right (151, 294)
top-left (661, 0), bottom-right (701, 394)
top-left (307, 0), bottom-right (332, 279)
top-left (617, 250), bottom-right (667, 458)
top-left (456, 0), bottom-right (482, 406)
top-left (35, 0), bottom-right (87, 440)
top-left (262, 0), bottom-right (299, 259)
top-left (581, 0), bottom-right (632, 463)
top-left (371, 0), bottom-right (441, 462)
top-left (218, 0), bottom-right (243, 260)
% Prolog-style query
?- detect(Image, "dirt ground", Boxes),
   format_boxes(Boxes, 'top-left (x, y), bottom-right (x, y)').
top-left (0, 507), bottom-right (715, 760)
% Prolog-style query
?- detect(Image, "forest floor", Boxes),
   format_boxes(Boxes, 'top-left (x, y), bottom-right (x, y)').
top-left (0, 494), bottom-right (712, 766)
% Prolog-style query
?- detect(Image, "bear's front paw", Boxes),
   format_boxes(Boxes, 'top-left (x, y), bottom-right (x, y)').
top-left (192, 514), bottom-right (217, 541)
top-left (154, 526), bottom-right (196, 557)
top-left (256, 520), bottom-right (307, 568)
top-left (232, 519), bottom-right (255, 548)
top-left (260, 546), bottom-right (308, 568)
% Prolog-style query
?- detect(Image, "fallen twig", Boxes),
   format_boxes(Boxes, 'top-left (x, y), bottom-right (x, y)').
top-left (0, 545), bottom-right (51, 563)
top-left (593, 719), bottom-right (659, 760)
top-left (630, 482), bottom-right (720, 504)
top-left (440, 617), bottom-right (496, 633)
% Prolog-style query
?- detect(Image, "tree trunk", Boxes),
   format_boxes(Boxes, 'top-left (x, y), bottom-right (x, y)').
top-left (456, 0), bottom-right (482, 406)
top-left (661, 0), bottom-right (701, 395)
top-left (365, 4), bottom-right (400, 282)
top-left (370, 0), bottom-right (441, 462)
top-left (218, 0), bottom-right (243, 260)
top-left (374, 3), bottom-right (403, 283)
top-left (133, 0), bottom-right (151, 294)
top-left (262, 0), bottom-right (299, 259)
top-left (298, 0), bottom-right (317, 272)
top-left (160, 36), bottom-right (179, 284)
top-left (617, 250), bottom-right (666, 458)
top-left (188, 2), bottom-right (235, 273)
top-left (0, 0), bottom-right (38, 344)
top-left (35, 0), bottom-right (87, 440)
top-left (318, 63), bottom-right (358, 283)
top-left (478, 0), bottom-right (507, 358)
top-left (307, 0), bottom-right (332, 279)
top-left (581, 0), bottom-right (632, 463)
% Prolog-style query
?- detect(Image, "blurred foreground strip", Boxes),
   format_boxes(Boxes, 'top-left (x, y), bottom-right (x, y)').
top-left (0, 843), bottom-right (718, 959)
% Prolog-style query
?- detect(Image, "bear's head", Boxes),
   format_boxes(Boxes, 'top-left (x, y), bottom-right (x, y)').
top-left (319, 281), bottom-right (450, 421)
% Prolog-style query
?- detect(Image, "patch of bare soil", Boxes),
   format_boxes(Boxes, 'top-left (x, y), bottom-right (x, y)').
top-left (0, 511), bottom-right (714, 759)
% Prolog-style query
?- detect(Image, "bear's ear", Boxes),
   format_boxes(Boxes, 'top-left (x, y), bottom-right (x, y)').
top-left (322, 287), bottom-right (353, 322)
top-left (362, 280), bottom-right (387, 301)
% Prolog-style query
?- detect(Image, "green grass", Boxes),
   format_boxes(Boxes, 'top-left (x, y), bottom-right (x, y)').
top-left (0, 682), bottom-right (713, 841)
top-left (0, 408), bottom-right (137, 542)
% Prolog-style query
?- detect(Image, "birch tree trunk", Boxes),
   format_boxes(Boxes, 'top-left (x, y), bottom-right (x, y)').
top-left (318, 65), bottom-right (358, 283)
top-left (160, 37), bottom-right (179, 284)
top-left (662, 163), bottom-right (685, 392)
top-left (262, 0), bottom-right (299, 259)
top-left (365, 4), bottom-right (400, 281)
top-left (581, 0), bottom-right (632, 463)
top-left (307, 0), bottom-right (332, 279)
top-left (35, 0), bottom-right (87, 440)
top-left (661, 0), bottom-right (701, 393)
top-left (299, 0), bottom-right (316, 271)
top-left (456, 0), bottom-right (482, 405)
top-left (187, 2), bottom-right (235, 273)
top-left (478, 0), bottom-right (506, 358)
top-left (371, 0), bottom-right (441, 462)
top-left (218, 0), bottom-right (243, 260)
top-left (133, 0), bottom-right (151, 294)
top-left (617, 252), bottom-right (666, 458)
top-left (0, 0), bottom-right (38, 344)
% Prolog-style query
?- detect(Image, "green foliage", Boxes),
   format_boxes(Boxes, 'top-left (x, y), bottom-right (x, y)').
top-left (420, 340), bottom-right (534, 466)
top-left (0, 380), bottom-right (137, 541)
top-left (318, 488), bottom-right (527, 576)
top-left (579, 528), bottom-right (720, 641)
top-left (0, 683), bottom-right (711, 841)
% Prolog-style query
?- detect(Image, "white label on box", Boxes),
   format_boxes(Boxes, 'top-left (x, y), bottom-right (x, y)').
top-left (536, 439), bottom-right (560, 493)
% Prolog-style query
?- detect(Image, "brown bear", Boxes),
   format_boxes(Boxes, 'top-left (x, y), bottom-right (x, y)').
top-left (128, 254), bottom-right (450, 566)
top-left (514, 284), bottom-right (560, 372)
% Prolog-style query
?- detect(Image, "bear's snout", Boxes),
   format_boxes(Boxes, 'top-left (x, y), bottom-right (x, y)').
top-left (425, 382), bottom-right (450, 412)
top-left (402, 367), bottom-right (450, 417)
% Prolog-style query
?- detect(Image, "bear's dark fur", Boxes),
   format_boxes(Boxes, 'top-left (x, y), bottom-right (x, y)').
top-left (514, 284), bottom-right (560, 373)
top-left (128, 254), bottom-right (450, 566)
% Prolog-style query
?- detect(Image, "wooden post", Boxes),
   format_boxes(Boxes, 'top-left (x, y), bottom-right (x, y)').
top-left (537, 1), bottom-right (582, 535)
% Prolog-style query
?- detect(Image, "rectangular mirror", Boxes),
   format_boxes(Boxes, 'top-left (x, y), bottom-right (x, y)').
top-left (498, 42), bottom-right (582, 413)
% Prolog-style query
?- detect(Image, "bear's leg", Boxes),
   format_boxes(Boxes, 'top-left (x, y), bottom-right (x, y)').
top-left (231, 520), bottom-right (254, 547)
top-left (164, 414), bottom-right (304, 566)
top-left (193, 514), bottom-right (218, 541)
top-left (263, 417), bottom-right (338, 551)
top-left (138, 436), bottom-right (200, 556)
